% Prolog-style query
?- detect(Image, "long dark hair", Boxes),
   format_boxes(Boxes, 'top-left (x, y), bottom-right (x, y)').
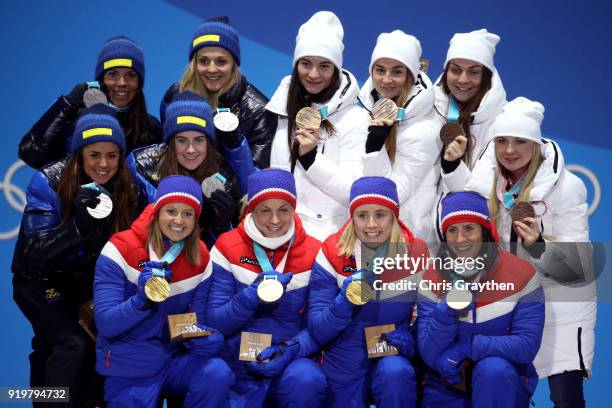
top-left (286, 64), bottom-right (341, 165)
top-left (57, 150), bottom-right (138, 234)
top-left (156, 138), bottom-right (223, 182)
top-left (441, 66), bottom-right (493, 166)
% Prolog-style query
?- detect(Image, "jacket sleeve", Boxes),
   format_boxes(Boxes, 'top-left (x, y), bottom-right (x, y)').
top-left (94, 242), bottom-right (153, 338)
top-left (441, 161), bottom-right (471, 193)
top-left (19, 96), bottom-right (79, 169)
top-left (223, 137), bottom-right (255, 195)
top-left (416, 290), bottom-right (460, 368)
top-left (303, 110), bottom-right (368, 205)
top-left (190, 259), bottom-right (214, 324)
top-left (307, 250), bottom-right (353, 345)
top-left (20, 171), bottom-right (88, 276)
top-left (289, 328), bottom-right (322, 358)
top-left (472, 275), bottom-right (544, 364)
top-left (126, 152), bottom-right (156, 203)
top-left (363, 121), bottom-right (440, 205)
top-left (206, 246), bottom-right (259, 336)
top-left (241, 102), bottom-right (276, 169)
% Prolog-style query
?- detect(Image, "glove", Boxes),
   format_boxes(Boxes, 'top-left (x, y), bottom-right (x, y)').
top-left (209, 190), bottom-right (236, 228)
top-left (73, 188), bottom-right (102, 235)
top-left (249, 341), bottom-right (300, 377)
top-left (66, 83), bottom-right (89, 108)
top-left (217, 128), bottom-right (242, 149)
top-left (366, 125), bottom-right (393, 153)
top-left (434, 346), bottom-right (466, 384)
top-left (235, 270), bottom-right (293, 310)
top-left (382, 326), bottom-right (414, 358)
top-left (330, 274), bottom-right (359, 318)
top-left (185, 324), bottom-right (224, 358)
top-left (433, 299), bottom-right (459, 325)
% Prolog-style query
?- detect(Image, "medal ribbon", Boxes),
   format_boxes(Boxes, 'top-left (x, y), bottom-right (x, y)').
top-left (447, 96), bottom-right (460, 124)
top-left (252, 236), bottom-right (294, 274)
top-left (496, 173), bottom-right (527, 210)
top-left (151, 241), bottom-right (185, 279)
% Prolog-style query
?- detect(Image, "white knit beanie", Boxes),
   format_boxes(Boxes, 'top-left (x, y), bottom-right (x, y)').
top-left (293, 11), bottom-right (344, 70)
top-left (369, 30), bottom-right (422, 81)
top-left (444, 29), bottom-right (500, 73)
top-left (493, 97), bottom-right (545, 144)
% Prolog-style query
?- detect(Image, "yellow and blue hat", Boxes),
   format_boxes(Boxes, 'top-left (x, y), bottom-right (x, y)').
top-left (70, 104), bottom-right (126, 155)
top-left (190, 17), bottom-right (240, 65)
top-left (95, 36), bottom-right (145, 87)
top-left (163, 91), bottom-right (216, 145)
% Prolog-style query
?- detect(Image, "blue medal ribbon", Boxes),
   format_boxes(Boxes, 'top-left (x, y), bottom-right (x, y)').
top-left (152, 241), bottom-right (184, 278)
top-left (447, 96), bottom-right (460, 124)
top-left (501, 174), bottom-right (526, 210)
top-left (318, 106), bottom-right (329, 121)
top-left (252, 236), bottom-right (294, 272)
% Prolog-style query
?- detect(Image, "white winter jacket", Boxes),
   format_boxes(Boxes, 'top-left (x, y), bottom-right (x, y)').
top-left (267, 70), bottom-right (368, 241)
top-left (434, 70), bottom-right (507, 192)
top-left (359, 72), bottom-right (441, 243)
top-left (465, 139), bottom-right (596, 378)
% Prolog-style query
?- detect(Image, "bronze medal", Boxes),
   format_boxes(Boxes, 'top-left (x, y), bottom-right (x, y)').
top-left (511, 201), bottom-right (536, 223)
top-left (439, 123), bottom-right (464, 146)
top-left (295, 107), bottom-right (321, 129)
top-left (144, 276), bottom-right (171, 302)
top-left (346, 280), bottom-right (374, 306)
top-left (371, 98), bottom-right (398, 122)
top-left (446, 286), bottom-right (473, 311)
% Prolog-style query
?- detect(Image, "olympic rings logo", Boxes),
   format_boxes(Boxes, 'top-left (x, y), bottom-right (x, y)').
top-left (0, 160), bottom-right (28, 240)
top-left (566, 164), bottom-right (601, 216)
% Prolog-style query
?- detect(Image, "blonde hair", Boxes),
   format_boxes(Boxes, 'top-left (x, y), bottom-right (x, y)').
top-left (489, 142), bottom-right (544, 228)
top-left (178, 49), bottom-right (240, 110)
top-left (147, 212), bottom-right (201, 265)
top-left (384, 70), bottom-right (414, 164)
top-left (337, 212), bottom-right (406, 259)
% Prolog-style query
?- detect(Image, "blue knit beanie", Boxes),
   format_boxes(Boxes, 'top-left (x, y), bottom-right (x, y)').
top-left (349, 177), bottom-right (399, 217)
top-left (95, 36), bottom-right (145, 87)
top-left (153, 175), bottom-right (203, 219)
top-left (440, 191), bottom-right (499, 242)
top-left (163, 91), bottom-right (216, 145)
top-left (71, 104), bottom-right (126, 155)
top-left (247, 169), bottom-right (297, 213)
top-left (189, 16), bottom-right (240, 65)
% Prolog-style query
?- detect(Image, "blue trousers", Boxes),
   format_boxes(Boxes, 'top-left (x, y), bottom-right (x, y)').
top-left (230, 358), bottom-right (326, 408)
top-left (104, 355), bottom-right (234, 408)
top-left (422, 356), bottom-right (530, 408)
top-left (324, 355), bottom-right (417, 408)
top-left (548, 370), bottom-right (585, 408)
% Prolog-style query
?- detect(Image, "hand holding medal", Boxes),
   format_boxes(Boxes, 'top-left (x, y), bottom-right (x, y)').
top-left (291, 107), bottom-right (322, 171)
top-left (144, 261), bottom-right (172, 302)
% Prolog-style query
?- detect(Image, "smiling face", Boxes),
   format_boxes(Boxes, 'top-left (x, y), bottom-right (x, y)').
top-left (195, 47), bottom-right (235, 93)
top-left (81, 141), bottom-right (120, 185)
top-left (495, 136), bottom-right (535, 177)
top-left (445, 59), bottom-right (484, 103)
top-left (445, 222), bottom-right (484, 259)
top-left (372, 58), bottom-right (411, 100)
top-left (251, 199), bottom-right (294, 238)
top-left (352, 204), bottom-right (394, 246)
top-left (173, 130), bottom-right (208, 171)
top-left (103, 67), bottom-right (140, 107)
top-left (158, 202), bottom-right (197, 242)
top-left (296, 56), bottom-right (335, 95)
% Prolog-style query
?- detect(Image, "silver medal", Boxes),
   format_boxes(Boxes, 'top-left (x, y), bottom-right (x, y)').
top-left (86, 192), bottom-right (113, 219)
top-left (214, 110), bottom-right (239, 132)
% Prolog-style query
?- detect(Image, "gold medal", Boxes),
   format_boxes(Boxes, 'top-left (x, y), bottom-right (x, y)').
top-left (446, 286), bottom-right (473, 311)
top-left (144, 276), bottom-right (170, 302)
top-left (371, 98), bottom-right (398, 122)
top-left (346, 280), bottom-right (374, 306)
top-left (511, 201), bottom-right (536, 223)
top-left (439, 123), bottom-right (464, 146)
top-left (295, 107), bottom-right (321, 129)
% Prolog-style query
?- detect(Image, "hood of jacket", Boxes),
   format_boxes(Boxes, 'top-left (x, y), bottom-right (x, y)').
top-left (266, 69), bottom-right (360, 118)
top-left (466, 138), bottom-right (565, 201)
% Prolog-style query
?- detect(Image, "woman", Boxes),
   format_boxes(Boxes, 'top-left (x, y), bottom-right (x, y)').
top-left (207, 169), bottom-right (326, 408)
top-left (161, 16), bottom-right (276, 181)
top-left (11, 104), bottom-right (145, 407)
top-left (308, 176), bottom-right (428, 408)
top-left (129, 91), bottom-right (241, 248)
top-left (418, 191), bottom-right (544, 407)
top-left (267, 11), bottom-right (368, 241)
top-left (94, 175), bottom-right (234, 407)
top-left (434, 29), bottom-right (507, 193)
top-left (359, 30), bottom-right (441, 243)
top-left (464, 97), bottom-right (596, 407)
top-left (19, 36), bottom-right (161, 169)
